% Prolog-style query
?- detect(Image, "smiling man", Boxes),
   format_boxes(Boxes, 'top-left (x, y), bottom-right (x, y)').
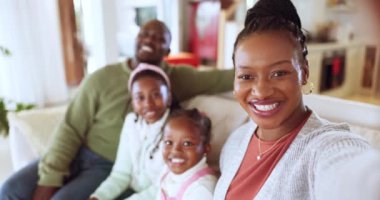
top-left (0, 20), bottom-right (234, 200)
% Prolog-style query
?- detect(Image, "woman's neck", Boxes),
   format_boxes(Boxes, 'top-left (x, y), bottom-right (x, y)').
top-left (257, 105), bottom-right (309, 141)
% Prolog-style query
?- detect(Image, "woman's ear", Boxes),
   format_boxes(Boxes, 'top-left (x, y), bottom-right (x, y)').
top-left (301, 59), bottom-right (309, 85)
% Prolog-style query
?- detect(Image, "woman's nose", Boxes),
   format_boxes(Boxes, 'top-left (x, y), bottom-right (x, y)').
top-left (251, 78), bottom-right (274, 98)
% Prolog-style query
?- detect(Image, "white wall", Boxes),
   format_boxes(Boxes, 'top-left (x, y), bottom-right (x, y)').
top-left (80, 0), bottom-right (119, 74)
top-left (0, 0), bottom-right (68, 107)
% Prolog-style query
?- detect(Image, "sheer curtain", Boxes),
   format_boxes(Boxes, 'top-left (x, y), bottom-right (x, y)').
top-left (0, 0), bottom-right (68, 107)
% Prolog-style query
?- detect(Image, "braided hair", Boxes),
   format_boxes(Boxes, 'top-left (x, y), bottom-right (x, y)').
top-left (165, 108), bottom-right (212, 145)
top-left (232, 0), bottom-right (308, 65)
top-left (149, 108), bottom-right (211, 159)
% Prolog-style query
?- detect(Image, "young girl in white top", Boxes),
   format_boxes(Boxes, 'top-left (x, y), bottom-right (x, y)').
top-left (90, 63), bottom-right (172, 200)
top-left (157, 108), bottom-right (217, 200)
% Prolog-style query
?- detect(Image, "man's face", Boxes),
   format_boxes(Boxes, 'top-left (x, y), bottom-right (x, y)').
top-left (135, 20), bottom-right (171, 66)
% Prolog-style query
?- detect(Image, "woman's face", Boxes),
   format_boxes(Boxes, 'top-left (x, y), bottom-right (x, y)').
top-left (233, 30), bottom-right (308, 132)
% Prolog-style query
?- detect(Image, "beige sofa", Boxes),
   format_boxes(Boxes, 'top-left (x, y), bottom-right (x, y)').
top-left (7, 94), bottom-right (380, 171)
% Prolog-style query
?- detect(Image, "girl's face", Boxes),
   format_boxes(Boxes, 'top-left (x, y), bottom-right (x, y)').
top-left (132, 76), bottom-right (170, 123)
top-left (233, 30), bottom-right (308, 134)
top-left (162, 116), bottom-right (210, 174)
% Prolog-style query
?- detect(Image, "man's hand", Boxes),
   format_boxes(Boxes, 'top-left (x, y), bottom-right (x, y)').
top-left (32, 186), bottom-right (59, 200)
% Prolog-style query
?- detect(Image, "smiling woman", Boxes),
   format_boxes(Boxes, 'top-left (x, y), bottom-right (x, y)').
top-left (214, 0), bottom-right (372, 199)
top-left (233, 31), bottom-right (308, 140)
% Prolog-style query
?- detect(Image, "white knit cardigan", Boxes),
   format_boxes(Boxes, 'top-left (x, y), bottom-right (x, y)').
top-left (214, 111), bottom-right (371, 200)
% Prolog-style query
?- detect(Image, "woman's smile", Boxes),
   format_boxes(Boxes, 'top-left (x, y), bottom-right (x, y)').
top-left (248, 100), bottom-right (282, 117)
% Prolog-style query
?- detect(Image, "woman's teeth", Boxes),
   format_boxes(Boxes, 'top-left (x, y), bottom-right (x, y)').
top-left (254, 103), bottom-right (279, 111)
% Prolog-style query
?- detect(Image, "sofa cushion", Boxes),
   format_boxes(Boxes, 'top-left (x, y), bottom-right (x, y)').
top-left (8, 105), bottom-right (67, 156)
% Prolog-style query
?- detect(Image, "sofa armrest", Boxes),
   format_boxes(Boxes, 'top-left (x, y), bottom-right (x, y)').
top-left (7, 105), bottom-right (67, 170)
top-left (304, 94), bottom-right (380, 130)
top-left (304, 94), bottom-right (380, 148)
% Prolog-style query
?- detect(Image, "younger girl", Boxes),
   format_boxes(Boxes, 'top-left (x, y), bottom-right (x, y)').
top-left (157, 109), bottom-right (217, 200)
top-left (90, 63), bottom-right (172, 200)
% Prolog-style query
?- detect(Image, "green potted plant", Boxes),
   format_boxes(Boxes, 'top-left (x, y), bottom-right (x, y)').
top-left (0, 45), bottom-right (12, 56)
top-left (0, 98), bottom-right (35, 136)
top-left (0, 46), bottom-right (35, 136)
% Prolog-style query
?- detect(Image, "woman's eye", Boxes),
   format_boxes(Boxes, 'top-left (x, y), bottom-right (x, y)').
top-left (183, 141), bottom-right (194, 147)
top-left (272, 71), bottom-right (289, 78)
top-left (237, 74), bottom-right (253, 80)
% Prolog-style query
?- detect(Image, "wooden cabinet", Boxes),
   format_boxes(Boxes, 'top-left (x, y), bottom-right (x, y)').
top-left (308, 43), bottom-right (379, 98)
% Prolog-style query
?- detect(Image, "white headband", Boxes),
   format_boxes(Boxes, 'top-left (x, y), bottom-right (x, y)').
top-left (128, 63), bottom-right (171, 91)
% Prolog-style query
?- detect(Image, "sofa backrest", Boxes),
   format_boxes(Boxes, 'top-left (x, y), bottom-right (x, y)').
top-left (7, 93), bottom-right (380, 171)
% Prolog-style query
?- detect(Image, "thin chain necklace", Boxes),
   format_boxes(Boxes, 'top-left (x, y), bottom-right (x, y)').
top-left (256, 132), bottom-right (289, 160)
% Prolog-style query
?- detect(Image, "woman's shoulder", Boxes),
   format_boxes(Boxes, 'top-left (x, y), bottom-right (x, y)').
top-left (219, 120), bottom-right (256, 165)
top-left (226, 120), bottom-right (256, 145)
top-left (290, 111), bottom-right (370, 161)
top-left (303, 111), bottom-right (368, 145)
top-left (294, 115), bottom-right (370, 163)
top-left (309, 126), bottom-right (369, 150)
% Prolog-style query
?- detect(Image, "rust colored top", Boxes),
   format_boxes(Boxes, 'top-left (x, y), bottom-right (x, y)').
top-left (226, 113), bottom-right (311, 200)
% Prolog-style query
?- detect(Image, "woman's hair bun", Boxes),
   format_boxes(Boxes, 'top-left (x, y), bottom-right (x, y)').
top-left (245, 0), bottom-right (301, 29)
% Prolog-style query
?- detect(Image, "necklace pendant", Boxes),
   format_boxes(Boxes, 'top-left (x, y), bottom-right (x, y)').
top-left (257, 155), bottom-right (261, 160)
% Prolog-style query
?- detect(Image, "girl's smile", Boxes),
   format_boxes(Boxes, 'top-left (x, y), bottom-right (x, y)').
top-left (131, 76), bottom-right (170, 124)
top-left (162, 116), bottom-right (209, 174)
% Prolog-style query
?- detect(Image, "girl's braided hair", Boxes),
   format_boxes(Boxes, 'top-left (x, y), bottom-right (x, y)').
top-left (165, 108), bottom-right (212, 145)
top-left (149, 108), bottom-right (211, 159)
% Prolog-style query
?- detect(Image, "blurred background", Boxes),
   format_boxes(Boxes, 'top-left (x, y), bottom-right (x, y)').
top-left (1, 0), bottom-right (380, 108)
top-left (1, 0), bottom-right (380, 107)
